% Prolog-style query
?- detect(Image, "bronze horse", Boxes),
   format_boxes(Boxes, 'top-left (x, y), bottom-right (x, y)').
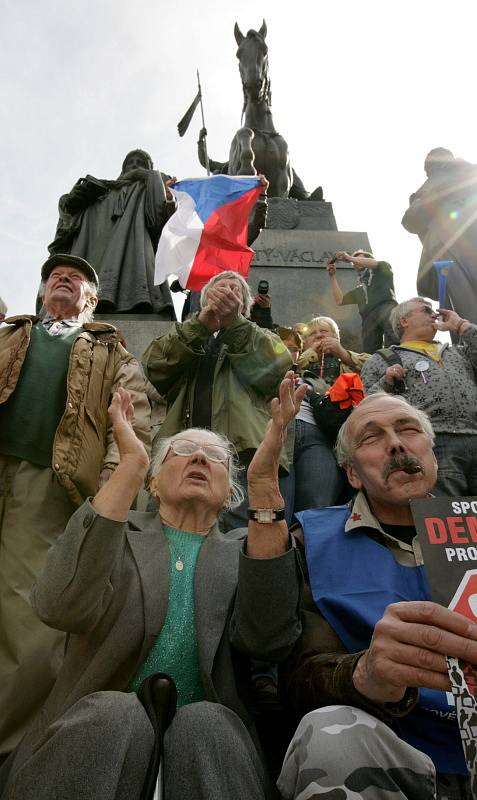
top-left (230, 20), bottom-right (292, 197)
top-left (198, 21), bottom-right (319, 200)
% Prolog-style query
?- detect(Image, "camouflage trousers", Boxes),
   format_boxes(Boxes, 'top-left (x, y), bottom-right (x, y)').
top-left (277, 705), bottom-right (470, 800)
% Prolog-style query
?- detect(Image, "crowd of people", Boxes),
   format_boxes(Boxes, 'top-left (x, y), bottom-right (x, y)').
top-left (0, 231), bottom-right (476, 799)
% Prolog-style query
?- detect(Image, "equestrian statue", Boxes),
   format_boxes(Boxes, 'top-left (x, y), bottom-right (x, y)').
top-left (198, 20), bottom-right (322, 200)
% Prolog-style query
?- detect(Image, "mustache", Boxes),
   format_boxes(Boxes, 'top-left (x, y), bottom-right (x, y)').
top-left (383, 454), bottom-right (424, 481)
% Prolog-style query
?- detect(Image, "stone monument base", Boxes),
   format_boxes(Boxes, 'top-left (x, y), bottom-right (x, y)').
top-left (266, 198), bottom-right (337, 231)
top-left (94, 314), bottom-right (173, 360)
top-left (250, 229), bottom-right (372, 352)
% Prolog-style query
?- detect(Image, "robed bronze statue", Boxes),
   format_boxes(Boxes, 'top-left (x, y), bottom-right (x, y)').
top-left (48, 149), bottom-right (175, 316)
top-left (402, 148), bottom-right (477, 325)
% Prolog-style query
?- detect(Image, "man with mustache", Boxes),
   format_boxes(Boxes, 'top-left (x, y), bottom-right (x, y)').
top-left (278, 393), bottom-right (472, 800)
top-left (361, 297), bottom-right (477, 497)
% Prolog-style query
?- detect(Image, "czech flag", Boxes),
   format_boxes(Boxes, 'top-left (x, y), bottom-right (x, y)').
top-left (154, 175), bottom-right (262, 291)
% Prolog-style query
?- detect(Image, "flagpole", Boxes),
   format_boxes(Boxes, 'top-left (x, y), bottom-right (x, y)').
top-left (197, 69), bottom-right (210, 176)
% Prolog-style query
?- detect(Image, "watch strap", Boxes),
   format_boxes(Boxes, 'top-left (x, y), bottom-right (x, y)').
top-left (247, 507), bottom-right (286, 524)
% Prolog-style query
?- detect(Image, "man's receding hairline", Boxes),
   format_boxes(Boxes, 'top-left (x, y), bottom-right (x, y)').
top-left (348, 397), bottom-right (423, 435)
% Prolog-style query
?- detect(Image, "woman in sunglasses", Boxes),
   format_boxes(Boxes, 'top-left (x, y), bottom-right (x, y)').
top-left (0, 374), bottom-right (305, 800)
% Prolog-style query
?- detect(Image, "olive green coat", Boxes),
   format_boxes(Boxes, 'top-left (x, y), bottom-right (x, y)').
top-left (142, 314), bottom-right (292, 468)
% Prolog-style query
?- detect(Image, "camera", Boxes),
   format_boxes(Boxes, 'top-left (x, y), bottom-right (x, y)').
top-left (257, 279), bottom-right (269, 296)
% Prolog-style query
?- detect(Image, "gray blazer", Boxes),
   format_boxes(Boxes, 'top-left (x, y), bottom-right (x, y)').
top-left (12, 500), bottom-right (302, 767)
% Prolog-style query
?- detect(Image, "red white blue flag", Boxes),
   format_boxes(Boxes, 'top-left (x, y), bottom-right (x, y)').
top-left (154, 175), bottom-right (262, 291)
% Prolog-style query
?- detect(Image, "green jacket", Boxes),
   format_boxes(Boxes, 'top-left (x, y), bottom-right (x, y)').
top-left (142, 314), bottom-right (292, 468)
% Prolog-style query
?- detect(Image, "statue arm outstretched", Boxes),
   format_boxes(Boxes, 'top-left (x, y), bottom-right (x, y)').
top-left (197, 128), bottom-right (228, 174)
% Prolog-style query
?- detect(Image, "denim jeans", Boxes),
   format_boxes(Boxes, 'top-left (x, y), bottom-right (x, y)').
top-left (433, 433), bottom-right (477, 497)
top-left (281, 419), bottom-right (346, 517)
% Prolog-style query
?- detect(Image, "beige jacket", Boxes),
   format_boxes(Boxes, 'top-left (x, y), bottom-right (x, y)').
top-left (298, 347), bottom-right (369, 373)
top-left (0, 316), bottom-right (151, 505)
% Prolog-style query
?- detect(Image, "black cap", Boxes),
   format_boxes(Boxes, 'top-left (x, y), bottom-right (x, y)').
top-left (41, 254), bottom-right (99, 288)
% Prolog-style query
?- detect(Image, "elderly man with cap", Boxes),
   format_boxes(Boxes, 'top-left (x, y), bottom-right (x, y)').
top-left (0, 253), bottom-right (150, 756)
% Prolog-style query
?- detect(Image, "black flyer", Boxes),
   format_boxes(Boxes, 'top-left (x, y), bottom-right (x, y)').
top-left (412, 496), bottom-right (477, 791)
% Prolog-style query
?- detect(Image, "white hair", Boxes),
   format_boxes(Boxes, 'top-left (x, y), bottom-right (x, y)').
top-left (38, 278), bottom-right (98, 324)
top-left (200, 271), bottom-right (254, 318)
top-left (306, 316), bottom-right (340, 340)
top-left (335, 392), bottom-right (435, 467)
top-left (151, 428), bottom-right (245, 510)
top-left (390, 297), bottom-right (429, 339)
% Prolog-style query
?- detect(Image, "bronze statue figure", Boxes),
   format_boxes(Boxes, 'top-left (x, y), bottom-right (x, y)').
top-left (231, 20), bottom-right (291, 196)
top-left (402, 148), bottom-right (477, 325)
top-left (198, 21), bottom-right (321, 201)
top-left (48, 149), bottom-right (175, 317)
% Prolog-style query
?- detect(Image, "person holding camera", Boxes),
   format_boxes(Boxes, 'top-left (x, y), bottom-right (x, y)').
top-left (250, 280), bottom-right (276, 330)
top-left (327, 250), bottom-right (398, 354)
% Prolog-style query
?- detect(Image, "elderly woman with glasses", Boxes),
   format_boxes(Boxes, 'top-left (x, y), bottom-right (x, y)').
top-left (0, 376), bottom-right (305, 800)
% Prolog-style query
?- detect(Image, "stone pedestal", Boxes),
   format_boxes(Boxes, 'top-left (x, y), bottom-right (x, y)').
top-left (94, 314), bottom-right (173, 360)
top-left (266, 198), bottom-right (337, 231)
top-left (249, 200), bottom-right (371, 352)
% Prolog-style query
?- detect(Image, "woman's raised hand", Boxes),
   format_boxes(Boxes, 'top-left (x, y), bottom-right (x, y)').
top-left (248, 372), bottom-right (308, 486)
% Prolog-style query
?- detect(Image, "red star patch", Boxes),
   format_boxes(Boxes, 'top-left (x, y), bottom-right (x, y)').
top-left (351, 513), bottom-right (362, 522)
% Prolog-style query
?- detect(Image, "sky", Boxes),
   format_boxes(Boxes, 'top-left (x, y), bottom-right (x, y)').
top-left (2, 0), bottom-right (477, 318)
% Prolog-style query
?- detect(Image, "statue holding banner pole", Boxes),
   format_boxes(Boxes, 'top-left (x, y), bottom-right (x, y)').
top-left (178, 70), bottom-right (210, 175)
top-left (188, 21), bottom-right (322, 199)
top-left (402, 148), bottom-right (477, 328)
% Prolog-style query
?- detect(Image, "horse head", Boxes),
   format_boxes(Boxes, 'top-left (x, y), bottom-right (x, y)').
top-left (234, 20), bottom-right (271, 107)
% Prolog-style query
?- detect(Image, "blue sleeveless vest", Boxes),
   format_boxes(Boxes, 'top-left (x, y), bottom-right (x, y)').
top-left (297, 505), bottom-right (466, 774)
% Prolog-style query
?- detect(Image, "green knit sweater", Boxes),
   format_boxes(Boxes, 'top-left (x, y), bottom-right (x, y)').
top-left (129, 526), bottom-right (206, 707)
top-left (0, 324), bottom-right (80, 466)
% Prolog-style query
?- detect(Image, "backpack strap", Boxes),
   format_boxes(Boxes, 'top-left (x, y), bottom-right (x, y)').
top-left (376, 347), bottom-right (403, 368)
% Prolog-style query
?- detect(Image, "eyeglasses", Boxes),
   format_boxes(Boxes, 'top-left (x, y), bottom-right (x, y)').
top-left (167, 438), bottom-right (231, 464)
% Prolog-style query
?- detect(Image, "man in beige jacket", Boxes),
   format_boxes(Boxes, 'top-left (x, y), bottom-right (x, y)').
top-left (0, 253), bottom-right (150, 756)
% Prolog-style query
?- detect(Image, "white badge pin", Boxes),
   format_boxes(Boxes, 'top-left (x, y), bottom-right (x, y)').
top-left (415, 359), bottom-right (430, 384)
